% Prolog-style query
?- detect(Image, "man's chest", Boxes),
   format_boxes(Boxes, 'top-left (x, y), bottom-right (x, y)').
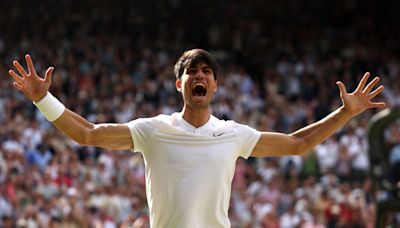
top-left (144, 131), bottom-right (239, 166)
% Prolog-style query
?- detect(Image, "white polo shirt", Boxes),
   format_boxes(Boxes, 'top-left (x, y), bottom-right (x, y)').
top-left (125, 113), bottom-right (261, 228)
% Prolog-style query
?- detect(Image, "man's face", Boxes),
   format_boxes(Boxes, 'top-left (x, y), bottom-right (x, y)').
top-left (176, 62), bottom-right (217, 110)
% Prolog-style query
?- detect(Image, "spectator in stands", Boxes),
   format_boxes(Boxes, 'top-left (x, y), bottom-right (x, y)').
top-left (1, 0), bottom-right (399, 226)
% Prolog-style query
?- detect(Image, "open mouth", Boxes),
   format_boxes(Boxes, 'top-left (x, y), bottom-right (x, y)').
top-left (192, 83), bottom-right (207, 97)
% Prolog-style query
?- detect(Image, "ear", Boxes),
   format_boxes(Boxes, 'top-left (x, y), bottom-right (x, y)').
top-left (214, 80), bottom-right (218, 92)
top-left (176, 79), bottom-right (182, 92)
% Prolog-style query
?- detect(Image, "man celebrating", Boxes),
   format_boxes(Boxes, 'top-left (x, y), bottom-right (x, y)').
top-left (8, 49), bottom-right (385, 227)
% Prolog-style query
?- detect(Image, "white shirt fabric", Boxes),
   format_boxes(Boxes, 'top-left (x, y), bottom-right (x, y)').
top-left (125, 113), bottom-right (261, 228)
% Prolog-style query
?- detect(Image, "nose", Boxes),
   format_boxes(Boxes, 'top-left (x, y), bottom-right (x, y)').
top-left (194, 70), bottom-right (205, 79)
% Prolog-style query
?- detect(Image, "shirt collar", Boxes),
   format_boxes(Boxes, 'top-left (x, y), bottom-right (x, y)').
top-left (172, 112), bottom-right (218, 136)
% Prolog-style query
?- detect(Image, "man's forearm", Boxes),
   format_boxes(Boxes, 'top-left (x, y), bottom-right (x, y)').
top-left (52, 109), bottom-right (95, 145)
top-left (290, 106), bottom-right (352, 154)
top-left (52, 108), bottom-right (133, 150)
top-left (33, 92), bottom-right (97, 145)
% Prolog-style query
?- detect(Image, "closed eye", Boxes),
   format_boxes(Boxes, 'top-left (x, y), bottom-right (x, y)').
top-left (187, 69), bottom-right (197, 74)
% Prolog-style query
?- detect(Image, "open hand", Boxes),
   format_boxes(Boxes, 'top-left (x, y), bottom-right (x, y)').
top-left (8, 54), bottom-right (54, 102)
top-left (337, 72), bottom-right (386, 117)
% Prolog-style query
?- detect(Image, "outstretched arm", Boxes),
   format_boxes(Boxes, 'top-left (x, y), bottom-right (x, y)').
top-left (251, 72), bottom-right (385, 157)
top-left (8, 54), bottom-right (133, 150)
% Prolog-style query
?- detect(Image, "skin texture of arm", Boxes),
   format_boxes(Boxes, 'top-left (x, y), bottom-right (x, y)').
top-left (8, 54), bottom-right (133, 150)
top-left (251, 72), bottom-right (385, 157)
top-left (252, 106), bottom-right (351, 157)
top-left (53, 109), bottom-right (133, 150)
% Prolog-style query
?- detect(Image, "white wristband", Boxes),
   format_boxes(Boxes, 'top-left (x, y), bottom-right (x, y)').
top-left (33, 92), bottom-right (65, 121)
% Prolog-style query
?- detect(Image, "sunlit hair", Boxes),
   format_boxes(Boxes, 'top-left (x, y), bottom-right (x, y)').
top-left (174, 49), bottom-right (218, 80)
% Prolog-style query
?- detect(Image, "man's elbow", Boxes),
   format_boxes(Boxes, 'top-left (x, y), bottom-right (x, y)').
top-left (74, 129), bottom-right (93, 146)
top-left (292, 138), bottom-right (308, 156)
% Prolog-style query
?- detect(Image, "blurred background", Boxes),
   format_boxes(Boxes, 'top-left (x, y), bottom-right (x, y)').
top-left (0, 0), bottom-right (400, 227)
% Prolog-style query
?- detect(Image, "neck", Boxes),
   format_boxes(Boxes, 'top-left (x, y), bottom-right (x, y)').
top-left (181, 105), bottom-right (211, 128)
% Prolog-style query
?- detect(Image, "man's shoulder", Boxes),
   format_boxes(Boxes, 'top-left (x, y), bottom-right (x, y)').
top-left (151, 113), bottom-right (174, 123)
top-left (132, 113), bottom-right (173, 123)
top-left (211, 117), bottom-right (255, 132)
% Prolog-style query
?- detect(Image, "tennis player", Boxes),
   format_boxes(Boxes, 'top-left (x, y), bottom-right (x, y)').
top-left (8, 49), bottom-right (385, 227)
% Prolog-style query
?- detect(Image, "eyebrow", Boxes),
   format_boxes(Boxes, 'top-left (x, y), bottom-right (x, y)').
top-left (187, 66), bottom-right (212, 71)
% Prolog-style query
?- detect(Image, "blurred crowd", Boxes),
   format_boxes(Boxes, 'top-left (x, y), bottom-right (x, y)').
top-left (1, 0), bottom-right (400, 227)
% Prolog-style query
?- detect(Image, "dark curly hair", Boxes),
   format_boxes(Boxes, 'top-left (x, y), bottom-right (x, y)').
top-left (174, 49), bottom-right (218, 80)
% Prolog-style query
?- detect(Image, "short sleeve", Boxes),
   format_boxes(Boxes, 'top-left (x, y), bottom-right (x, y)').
top-left (124, 118), bottom-right (156, 153)
top-left (234, 123), bottom-right (262, 159)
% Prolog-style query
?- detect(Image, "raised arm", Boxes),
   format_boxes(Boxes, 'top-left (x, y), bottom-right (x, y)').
top-left (8, 54), bottom-right (133, 150)
top-left (252, 72), bottom-right (386, 157)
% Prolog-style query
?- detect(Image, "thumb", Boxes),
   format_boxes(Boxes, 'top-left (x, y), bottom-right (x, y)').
top-left (336, 81), bottom-right (347, 96)
top-left (44, 67), bottom-right (54, 84)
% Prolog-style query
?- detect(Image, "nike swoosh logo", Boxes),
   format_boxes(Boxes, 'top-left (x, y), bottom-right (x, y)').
top-left (213, 132), bottom-right (225, 137)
